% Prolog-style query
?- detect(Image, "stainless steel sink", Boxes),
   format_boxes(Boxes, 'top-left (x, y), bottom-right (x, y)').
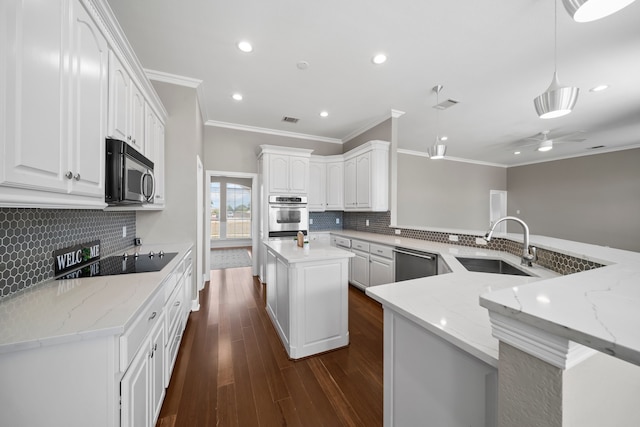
top-left (455, 257), bottom-right (532, 276)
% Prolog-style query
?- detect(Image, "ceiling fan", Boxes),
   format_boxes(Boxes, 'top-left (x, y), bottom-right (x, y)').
top-left (513, 130), bottom-right (587, 153)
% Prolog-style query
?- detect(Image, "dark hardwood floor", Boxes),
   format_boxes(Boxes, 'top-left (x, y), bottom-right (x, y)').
top-left (156, 266), bottom-right (384, 427)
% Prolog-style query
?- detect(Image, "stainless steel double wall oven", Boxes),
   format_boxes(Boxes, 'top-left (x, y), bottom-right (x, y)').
top-left (267, 195), bottom-right (309, 238)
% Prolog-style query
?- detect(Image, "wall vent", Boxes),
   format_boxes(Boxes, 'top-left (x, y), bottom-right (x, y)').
top-left (282, 116), bottom-right (300, 123)
top-left (433, 99), bottom-right (459, 110)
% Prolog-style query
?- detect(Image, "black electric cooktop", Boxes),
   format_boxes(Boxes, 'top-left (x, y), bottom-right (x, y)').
top-left (57, 251), bottom-right (178, 280)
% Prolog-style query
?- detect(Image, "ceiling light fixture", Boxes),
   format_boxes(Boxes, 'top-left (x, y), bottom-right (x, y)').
top-left (372, 53), bottom-right (387, 65)
top-left (590, 84), bottom-right (609, 92)
top-left (537, 139), bottom-right (554, 152)
top-left (232, 93), bottom-right (243, 101)
top-left (237, 41), bottom-right (253, 53)
top-left (562, 0), bottom-right (638, 22)
top-left (534, 0), bottom-right (579, 119)
top-left (427, 85), bottom-right (447, 160)
top-left (320, 111), bottom-right (329, 117)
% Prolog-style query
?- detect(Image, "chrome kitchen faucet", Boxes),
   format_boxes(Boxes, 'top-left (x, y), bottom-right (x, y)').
top-left (484, 216), bottom-right (537, 267)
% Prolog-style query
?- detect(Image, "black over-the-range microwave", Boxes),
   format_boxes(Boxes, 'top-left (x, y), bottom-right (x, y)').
top-left (105, 138), bottom-right (155, 206)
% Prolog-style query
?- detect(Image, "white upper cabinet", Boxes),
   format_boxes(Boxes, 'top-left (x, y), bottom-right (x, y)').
top-left (308, 157), bottom-right (326, 211)
top-left (108, 51), bottom-right (145, 154)
top-left (143, 105), bottom-right (165, 208)
top-left (0, 0), bottom-right (107, 207)
top-left (343, 140), bottom-right (390, 212)
top-left (0, 0), bottom-right (166, 209)
top-left (68, 0), bottom-right (108, 197)
top-left (325, 158), bottom-right (344, 210)
top-left (260, 146), bottom-right (313, 195)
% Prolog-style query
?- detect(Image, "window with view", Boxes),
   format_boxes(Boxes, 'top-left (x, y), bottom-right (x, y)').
top-left (211, 182), bottom-right (251, 240)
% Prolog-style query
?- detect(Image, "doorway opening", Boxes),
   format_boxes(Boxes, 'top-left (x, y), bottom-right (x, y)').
top-left (206, 171), bottom-right (258, 276)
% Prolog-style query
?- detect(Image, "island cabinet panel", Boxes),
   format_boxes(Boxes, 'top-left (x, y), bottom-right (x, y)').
top-left (384, 310), bottom-right (497, 427)
top-left (264, 241), bottom-right (352, 360)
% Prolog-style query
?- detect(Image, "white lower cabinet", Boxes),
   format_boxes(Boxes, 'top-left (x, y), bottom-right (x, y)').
top-left (121, 312), bottom-right (165, 427)
top-left (349, 240), bottom-right (394, 290)
top-left (265, 243), bottom-right (350, 359)
top-left (0, 249), bottom-right (193, 427)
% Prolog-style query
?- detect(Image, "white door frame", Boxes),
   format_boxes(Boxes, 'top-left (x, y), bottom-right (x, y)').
top-left (206, 170), bottom-right (259, 276)
top-left (197, 156), bottom-right (205, 291)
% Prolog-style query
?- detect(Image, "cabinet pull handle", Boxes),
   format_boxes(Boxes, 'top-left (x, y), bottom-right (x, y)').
top-left (65, 171), bottom-right (73, 180)
top-left (73, 173), bottom-right (81, 181)
top-left (174, 301), bottom-right (181, 306)
top-left (127, 135), bottom-right (132, 140)
top-left (149, 311), bottom-right (157, 321)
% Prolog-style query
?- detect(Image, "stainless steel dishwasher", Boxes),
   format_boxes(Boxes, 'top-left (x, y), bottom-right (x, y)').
top-left (393, 247), bottom-right (437, 282)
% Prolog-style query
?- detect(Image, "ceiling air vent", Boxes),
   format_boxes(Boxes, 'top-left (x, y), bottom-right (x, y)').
top-left (433, 99), bottom-right (459, 110)
top-left (282, 116), bottom-right (300, 123)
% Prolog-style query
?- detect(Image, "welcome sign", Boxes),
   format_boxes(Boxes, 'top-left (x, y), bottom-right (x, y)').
top-left (53, 240), bottom-right (101, 276)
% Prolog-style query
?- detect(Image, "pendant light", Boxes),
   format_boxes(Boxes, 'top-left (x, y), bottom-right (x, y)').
top-left (534, 0), bottom-right (579, 119)
top-left (428, 85), bottom-right (447, 159)
top-left (562, 0), bottom-right (638, 22)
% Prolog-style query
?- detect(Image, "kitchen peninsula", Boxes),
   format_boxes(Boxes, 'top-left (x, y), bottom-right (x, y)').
top-left (263, 239), bottom-right (354, 359)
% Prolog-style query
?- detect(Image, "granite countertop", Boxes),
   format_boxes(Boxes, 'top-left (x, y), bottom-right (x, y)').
top-left (329, 230), bottom-right (640, 367)
top-left (0, 243), bottom-right (193, 354)
top-left (264, 239), bottom-right (354, 263)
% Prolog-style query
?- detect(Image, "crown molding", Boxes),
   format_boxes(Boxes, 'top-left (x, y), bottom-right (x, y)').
top-left (342, 110), bottom-right (397, 143)
top-left (205, 120), bottom-right (343, 144)
top-left (397, 149), bottom-right (508, 168)
top-left (144, 69), bottom-right (209, 121)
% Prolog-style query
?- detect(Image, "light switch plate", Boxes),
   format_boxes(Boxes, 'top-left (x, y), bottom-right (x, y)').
top-left (448, 235), bottom-right (459, 242)
top-left (366, 219), bottom-right (370, 227)
top-left (122, 226), bottom-right (127, 238)
top-left (395, 229), bottom-right (401, 235)
top-left (476, 237), bottom-right (488, 245)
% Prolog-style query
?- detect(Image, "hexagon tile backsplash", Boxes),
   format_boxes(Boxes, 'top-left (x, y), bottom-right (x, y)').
top-left (0, 209), bottom-right (135, 299)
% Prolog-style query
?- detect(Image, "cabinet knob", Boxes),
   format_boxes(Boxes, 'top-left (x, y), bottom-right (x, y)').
top-left (73, 173), bottom-right (81, 181)
top-left (174, 301), bottom-right (181, 307)
top-left (65, 171), bottom-right (73, 180)
top-left (127, 135), bottom-right (132, 141)
top-left (148, 311), bottom-right (157, 321)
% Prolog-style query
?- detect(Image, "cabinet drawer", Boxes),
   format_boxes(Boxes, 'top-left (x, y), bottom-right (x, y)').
top-left (120, 289), bottom-right (164, 371)
top-left (332, 236), bottom-right (351, 248)
top-left (351, 240), bottom-right (370, 252)
top-left (370, 244), bottom-right (393, 259)
top-left (165, 279), bottom-right (185, 336)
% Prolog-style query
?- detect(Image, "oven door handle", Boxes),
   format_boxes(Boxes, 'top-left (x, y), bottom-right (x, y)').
top-left (393, 249), bottom-right (434, 260)
top-left (269, 204), bottom-right (306, 208)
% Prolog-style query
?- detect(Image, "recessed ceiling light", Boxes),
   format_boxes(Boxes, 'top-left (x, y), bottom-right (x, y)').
top-left (590, 84), bottom-right (609, 92)
top-left (439, 135), bottom-right (448, 142)
top-left (237, 41), bottom-right (253, 53)
top-left (232, 93), bottom-right (243, 101)
top-left (514, 151), bottom-right (521, 155)
top-left (372, 53), bottom-right (387, 65)
top-left (297, 61), bottom-right (310, 70)
top-left (320, 111), bottom-right (329, 117)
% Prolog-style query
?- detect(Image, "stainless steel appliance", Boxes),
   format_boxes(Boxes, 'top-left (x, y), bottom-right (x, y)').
top-left (105, 138), bottom-right (155, 205)
top-left (393, 247), bottom-right (437, 282)
top-left (268, 195), bottom-right (308, 238)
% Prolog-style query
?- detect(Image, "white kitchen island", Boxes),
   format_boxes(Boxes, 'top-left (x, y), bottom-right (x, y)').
top-left (263, 240), bottom-right (354, 359)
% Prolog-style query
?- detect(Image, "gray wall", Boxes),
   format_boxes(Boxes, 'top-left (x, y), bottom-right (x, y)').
top-left (396, 153), bottom-right (507, 230)
top-left (342, 118), bottom-right (392, 153)
top-left (203, 126), bottom-right (343, 173)
top-left (507, 148), bottom-right (640, 251)
top-left (136, 82), bottom-right (204, 300)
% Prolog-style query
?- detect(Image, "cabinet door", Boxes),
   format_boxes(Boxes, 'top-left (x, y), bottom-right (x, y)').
top-left (67, 0), bottom-right (107, 197)
top-left (288, 156), bottom-right (308, 194)
top-left (121, 341), bottom-right (150, 427)
top-left (350, 249), bottom-right (370, 289)
top-left (308, 159), bottom-right (326, 211)
top-left (370, 255), bottom-right (394, 287)
top-left (343, 158), bottom-right (357, 208)
top-left (1, 0), bottom-right (67, 192)
top-left (154, 123), bottom-right (165, 205)
top-left (129, 83), bottom-right (145, 153)
top-left (356, 152), bottom-right (371, 208)
top-left (326, 161), bottom-right (344, 210)
top-left (275, 257), bottom-right (290, 339)
top-left (108, 51), bottom-right (130, 141)
top-left (269, 154), bottom-right (290, 194)
top-left (149, 320), bottom-right (165, 425)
